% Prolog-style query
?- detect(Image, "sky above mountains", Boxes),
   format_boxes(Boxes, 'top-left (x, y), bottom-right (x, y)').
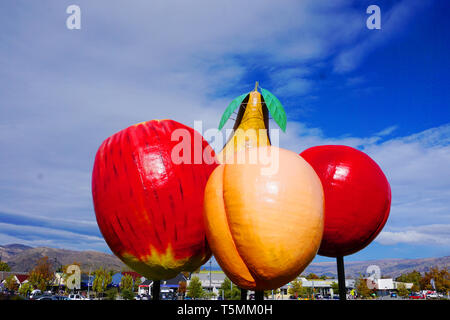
top-left (0, 0), bottom-right (449, 266)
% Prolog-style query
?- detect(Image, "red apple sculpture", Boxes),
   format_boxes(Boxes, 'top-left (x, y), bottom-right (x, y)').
top-left (300, 145), bottom-right (391, 257)
top-left (92, 120), bottom-right (217, 281)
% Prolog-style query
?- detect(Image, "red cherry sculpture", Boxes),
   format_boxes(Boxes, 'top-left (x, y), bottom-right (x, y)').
top-left (92, 120), bottom-right (217, 279)
top-left (300, 145), bottom-right (391, 257)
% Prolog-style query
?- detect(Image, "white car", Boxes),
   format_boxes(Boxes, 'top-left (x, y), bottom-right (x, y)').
top-left (68, 293), bottom-right (85, 300)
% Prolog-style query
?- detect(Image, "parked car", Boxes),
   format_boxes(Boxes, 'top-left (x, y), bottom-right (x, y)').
top-left (390, 292), bottom-right (397, 298)
top-left (68, 293), bottom-right (85, 300)
top-left (409, 293), bottom-right (424, 300)
top-left (36, 295), bottom-right (58, 300)
top-left (29, 289), bottom-right (42, 300)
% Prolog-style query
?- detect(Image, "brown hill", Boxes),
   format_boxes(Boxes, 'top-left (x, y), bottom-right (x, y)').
top-left (1, 243), bottom-right (448, 278)
top-left (0, 244), bottom-right (126, 273)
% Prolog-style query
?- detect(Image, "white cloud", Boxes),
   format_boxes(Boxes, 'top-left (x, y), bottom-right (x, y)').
top-left (376, 125), bottom-right (398, 137)
top-left (376, 224), bottom-right (450, 246)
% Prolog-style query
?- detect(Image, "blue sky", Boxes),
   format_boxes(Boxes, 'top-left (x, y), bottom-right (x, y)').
top-left (0, 0), bottom-right (449, 268)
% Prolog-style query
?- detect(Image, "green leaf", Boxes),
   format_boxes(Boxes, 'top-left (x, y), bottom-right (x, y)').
top-left (260, 88), bottom-right (287, 132)
top-left (218, 92), bottom-right (249, 130)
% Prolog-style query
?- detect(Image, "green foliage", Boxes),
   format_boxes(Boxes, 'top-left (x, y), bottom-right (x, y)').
top-left (260, 87), bottom-right (287, 132)
top-left (396, 283), bottom-right (409, 297)
top-left (218, 92), bottom-right (249, 130)
top-left (18, 282), bottom-right (33, 297)
top-left (305, 273), bottom-right (320, 280)
top-left (133, 277), bottom-right (141, 292)
top-left (92, 267), bottom-right (112, 297)
top-left (121, 288), bottom-right (134, 300)
top-left (218, 277), bottom-right (241, 300)
top-left (120, 274), bottom-right (133, 291)
top-left (396, 270), bottom-right (422, 289)
top-left (187, 276), bottom-right (205, 299)
top-left (4, 275), bottom-right (19, 292)
top-left (331, 282), bottom-right (339, 295)
top-left (0, 260), bottom-right (11, 272)
top-left (203, 291), bottom-right (217, 300)
top-left (105, 287), bottom-right (118, 300)
top-left (288, 278), bottom-right (303, 297)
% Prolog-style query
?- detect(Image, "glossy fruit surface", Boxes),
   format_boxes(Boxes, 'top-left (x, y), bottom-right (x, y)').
top-left (92, 120), bottom-right (217, 279)
top-left (300, 145), bottom-right (391, 257)
top-left (204, 146), bottom-right (324, 290)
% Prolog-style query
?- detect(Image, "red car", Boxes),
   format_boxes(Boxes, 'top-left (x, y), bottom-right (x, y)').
top-left (409, 293), bottom-right (425, 300)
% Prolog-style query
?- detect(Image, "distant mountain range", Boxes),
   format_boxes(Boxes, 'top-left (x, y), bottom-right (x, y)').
top-left (0, 244), bottom-right (126, 273)
top-left (1, 243), bottom-right (448, 278)
top-left (303, 256), bottom-right (449, 278)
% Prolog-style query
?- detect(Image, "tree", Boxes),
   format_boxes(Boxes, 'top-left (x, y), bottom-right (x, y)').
top-left (187, 276), bottom-right (205, 299)
top-left (178, 281), bottom-right (187, 298)
top-left (120, 274), bottom-right (133, 291)
top-left (133, 277), bottom-right (141, 292)
top-left (305, 273), bottom-right (320, 280)
top-left (92, 267), bottom-right (112, 298)
top-left (29, 256), bottom-right (54, 291)
top-left (396, 283), bottom-right (409, 297)
top-left (19, 282), bottom-right (33, 297)
top-left (4, 275), bottom-right (19, 292)
top-left (121, 288), bottom-right (134, 300)
top-left (396, 270), bottom-right (422, 290)
top-left (356, 275), bottom-right (373, 299)
top-left (288, 278), bottom-right (303, 297)
top-left (218, 277), bottom-right (240, 300)
top-left (420, 267), bottom-right (450, 293)
top-left (203, 291), bottom-right (217, 300)
top-left (331, 282), bottom-right (339, 295)
top-left (0, 260), bottom-right (11, 272)
top-left (105, 287), bottom-right (118, 300)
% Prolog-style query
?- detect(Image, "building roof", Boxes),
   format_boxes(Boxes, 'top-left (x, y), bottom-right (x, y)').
top-left (139, 279), bottom-right (152, 287)
top-left (122, 271), bottom-right (142, 280)
top-left (15, 274), bottom-right (29, 283)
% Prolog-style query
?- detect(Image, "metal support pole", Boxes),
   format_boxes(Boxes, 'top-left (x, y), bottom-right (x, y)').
top-left (240, 288), bottom-right (247, 300)
top-left (255, 290), bottom-right (264, 301)
top-left (152, 280), bottom-right (160, 300)
top-left (337, 256), bottom-right (346, 301)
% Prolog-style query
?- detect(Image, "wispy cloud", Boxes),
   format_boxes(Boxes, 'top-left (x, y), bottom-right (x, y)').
top-left (376, 224), bottom-right (450, 246)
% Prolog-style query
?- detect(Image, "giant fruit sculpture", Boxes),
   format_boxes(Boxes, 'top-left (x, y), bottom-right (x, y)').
top-left (300, 145), bottom-right (391, 257)
top-left (203, 85), bottom-right (325, 290)
top-left (92, 120), bottom-right (216, 280)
